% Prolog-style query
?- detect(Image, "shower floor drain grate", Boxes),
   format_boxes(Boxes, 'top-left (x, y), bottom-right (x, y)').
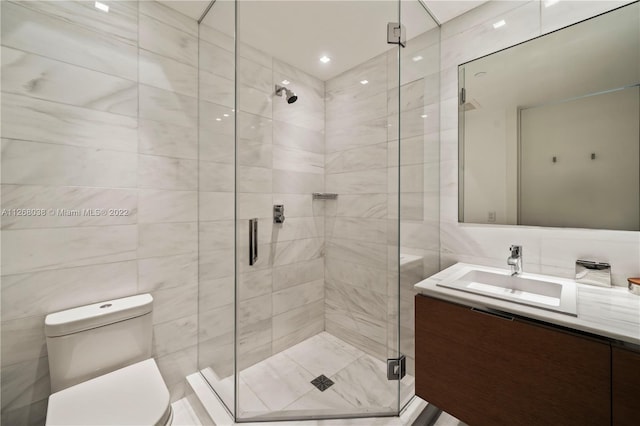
top-left (311, 374), bottom-right (334, 391)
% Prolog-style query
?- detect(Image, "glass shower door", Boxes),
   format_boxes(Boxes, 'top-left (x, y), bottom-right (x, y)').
top-left (197, 0), bottom-right (237, 416)
top-left (197, 0), bottom-right (443, 421)
top-left (233, 0), bottom-right (402, 421)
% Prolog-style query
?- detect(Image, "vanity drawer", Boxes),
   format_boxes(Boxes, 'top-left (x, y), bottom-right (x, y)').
top-left (415, 295), bottom-right (611, 426)
top-left (612, 345), bottom-right (640, 425)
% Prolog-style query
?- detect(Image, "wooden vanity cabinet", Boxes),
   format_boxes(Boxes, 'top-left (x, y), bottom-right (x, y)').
top-left (612, 345), bottom-right (640, 425)
top-left (415, 295), bottom-right (611, 426)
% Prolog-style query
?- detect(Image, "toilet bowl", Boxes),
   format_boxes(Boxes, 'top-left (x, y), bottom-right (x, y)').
top-left (46, 359), bottom-right (171, 425)
top-left (44, 294), bottom-right (172, 425)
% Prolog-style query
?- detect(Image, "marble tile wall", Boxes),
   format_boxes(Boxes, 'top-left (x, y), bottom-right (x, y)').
top-left (324, 21), bottom-right (440, 378)
top-left (136, 0), bottom-right (199, 405)
top-left (0, 1), bottom-right (200, 423)
top-left (439, 1), bottom-right (639, 286)
top-left (324, 53), bottom-right (392, 363)
top-left (196, 22), bottom-right (326, 403)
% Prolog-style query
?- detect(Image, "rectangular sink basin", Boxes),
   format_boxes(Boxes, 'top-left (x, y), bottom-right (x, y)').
top-left (437, 270), bottom-right (577, 316)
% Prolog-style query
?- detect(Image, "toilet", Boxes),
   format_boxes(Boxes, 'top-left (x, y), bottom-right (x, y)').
top-left (44, 294), bottom-right (172, 425)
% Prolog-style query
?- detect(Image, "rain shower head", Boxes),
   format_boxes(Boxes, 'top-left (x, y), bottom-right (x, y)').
top-left (275, 84), bottom-right (298, 104)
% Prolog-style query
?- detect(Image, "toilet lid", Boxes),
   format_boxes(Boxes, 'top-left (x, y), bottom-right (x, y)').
top-left (46, 359), bottom-right (171, 426)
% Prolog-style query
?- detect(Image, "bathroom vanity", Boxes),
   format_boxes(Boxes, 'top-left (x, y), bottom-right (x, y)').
top-left (414, 263), bottom-right (640, 426)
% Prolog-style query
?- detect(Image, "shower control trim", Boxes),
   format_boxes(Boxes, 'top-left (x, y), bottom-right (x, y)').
top-left (274, 205), bottom-right (285, 224)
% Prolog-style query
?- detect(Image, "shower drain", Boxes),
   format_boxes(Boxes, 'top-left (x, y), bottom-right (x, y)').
top-left (311, 374), bottom-right (334, 392)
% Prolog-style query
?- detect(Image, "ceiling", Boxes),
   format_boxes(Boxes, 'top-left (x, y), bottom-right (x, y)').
top-left (158, 0), bottom-right (487, 80)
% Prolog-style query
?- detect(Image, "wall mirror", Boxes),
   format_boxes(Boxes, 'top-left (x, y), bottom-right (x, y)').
top-left (458, 2), bottom-right (639, 231)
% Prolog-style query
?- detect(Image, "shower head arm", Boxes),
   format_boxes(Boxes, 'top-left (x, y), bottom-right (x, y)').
top-left (275, 84), bottom-right (287, 97)
top-left (275, 84), bottom-right (298, 104)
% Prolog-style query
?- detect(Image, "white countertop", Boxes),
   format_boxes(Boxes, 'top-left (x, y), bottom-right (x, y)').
top-left (415, 263), bottom-right (640, 346)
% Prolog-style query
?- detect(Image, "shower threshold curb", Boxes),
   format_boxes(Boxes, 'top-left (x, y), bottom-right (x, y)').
top-left (185, 372), bottom-right (428, 425)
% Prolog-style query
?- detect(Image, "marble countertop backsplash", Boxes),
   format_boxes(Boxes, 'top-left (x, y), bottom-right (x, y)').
top-left (415, 263), bottom-right (640, 346)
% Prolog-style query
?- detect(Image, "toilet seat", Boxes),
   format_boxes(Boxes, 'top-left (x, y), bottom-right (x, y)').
top-left (46, 358), bottom-right (171, 426)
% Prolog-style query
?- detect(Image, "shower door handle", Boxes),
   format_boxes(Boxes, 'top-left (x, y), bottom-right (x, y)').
top-left (249, 218), bottom-right (258, 266)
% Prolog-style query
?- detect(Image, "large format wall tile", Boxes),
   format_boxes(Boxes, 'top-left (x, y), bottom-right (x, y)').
top-left (0, 397), bottom-right (47, 426)
top-left (153, 315), bottom-right (198, 358)
top-left (273, 146), bottom-right (324, 175)
top-left (139, 13), bottom-right (197, 66)
top-left (138, 118), bottom-right (197, 159)
top-left (325, 117), bottom-right (388, 153)
top-left (1, 315), bottom-right (47, 367)
top-left (139, 84), bottom-right (197, 128)
top-left (1, 1), bottom-right (137, 80)
top-left (139, 49), bottom-right (198, 97)
top-left (1, 261), bottom-right (137, 322)
top-left (1, 185), bottom-right (137, 229)
top-left (138, 222), bottom-right (197, 259)
top-left (138, 154), bottom-right (197, 191)
top-left (151, 280), bottom-right (198, 326)
top-left (273, 170), bottom-right (324, 194)
top-left (238, 57), bottom-right (273, 93)
top-left (2, 225), bottom-right (137, 275)
top-left (138, 190), bottom-right (197, 223)
top-left (200, 71), bottom-right (234, 108)
top-left (1, 47), bottom-right (137, 117)
top-left (272, 280), bottom-right (324, 316)
top-left (1, 356), bottom-right (50, 412)
top-left (199, 39), bottom-right (234, 80)
top-left (325, 143), bottom-right (387, 175)
top-left (1, 93), bottom-right (138, 152)
top-left (139, 0), bottom-right (197, 36)
top-left (155, 345), bottom-right (198, 401)
top-left (273, 258), bottom-right (324, 291)
top-left (14, 0), bottom-right (139, 45)
top-left (138, 253), bottom-right (198, 293)
top-left (1, 139), bottom-right (137, 187)
top-left (273, 120), bottom-right (324, 154)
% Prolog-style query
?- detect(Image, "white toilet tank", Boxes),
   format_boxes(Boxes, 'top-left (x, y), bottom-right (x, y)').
top-left (45, 294), bottom-right (154, 393)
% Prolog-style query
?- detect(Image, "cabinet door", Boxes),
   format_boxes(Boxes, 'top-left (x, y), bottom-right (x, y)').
top-left (612, 346), bottom-right (640, 425)
top-left (415, 295), bottom-right (611, 426)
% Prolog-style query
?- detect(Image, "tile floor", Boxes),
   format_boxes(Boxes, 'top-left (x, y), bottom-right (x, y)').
top-left (171, 398), bottom-right (203, 425)
top-left (433, 411), bottom-right (469, 426)
top-left (202, 332), bottom-right (415, 420)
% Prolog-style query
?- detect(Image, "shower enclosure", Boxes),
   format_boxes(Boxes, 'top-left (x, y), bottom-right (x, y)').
top-left (196, 0), bottom-right (440, 421)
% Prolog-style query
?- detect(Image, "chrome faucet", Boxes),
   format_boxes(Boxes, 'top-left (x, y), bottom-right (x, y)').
top-left (507, 245), bottom-right (522, 276)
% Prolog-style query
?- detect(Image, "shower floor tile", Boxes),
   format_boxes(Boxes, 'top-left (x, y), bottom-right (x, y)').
top-left (241, 351), bottom-right (317, 411)
top-left (283, 333), bottom-right (363, 377)
top-left (235, 331), bottom-right (415, 418)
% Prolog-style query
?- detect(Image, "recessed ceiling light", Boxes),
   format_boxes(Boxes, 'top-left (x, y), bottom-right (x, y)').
top-left (544, 0), bottom-right (560, 7)
top-left (216, 118), bottom-right (222, 121)
top-left (223, 114), bottom-right (229, 117)
top-left (94, 1), bottom-right (109, 12)
top-left (281, 80), bottom-right (290, 85)
top-left (493, 20), bottom-right (506, 29)
top-left (360, 80), bottom-right (369, 85)
top-left (231, 109), bottom-right (235, 112)
top-left (320, 55), bottom-right (331, 64)
top-left (421, 114), bottom-right (428, 118)
top-left (412, 55), bottom-right (423, 62)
